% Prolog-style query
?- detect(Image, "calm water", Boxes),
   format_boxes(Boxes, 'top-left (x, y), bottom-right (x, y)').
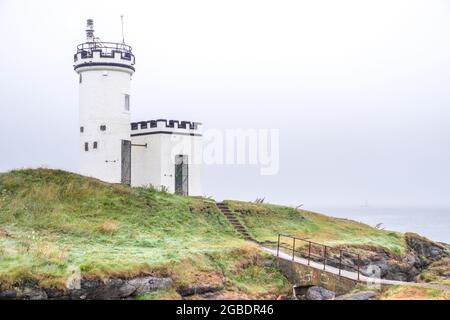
top-left (307, 206), bottom-right (450, 244)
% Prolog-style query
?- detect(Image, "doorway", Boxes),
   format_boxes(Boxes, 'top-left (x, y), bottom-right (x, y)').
top-left (175, 155), bottom-right (188, 195)
top-left (121, 140), bottom-right (131, 185)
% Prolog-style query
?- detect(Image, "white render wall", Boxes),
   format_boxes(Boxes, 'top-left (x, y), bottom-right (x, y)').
top-left (75, 52), bottom-right (134, 183)
top-left (131, 123), bottom-right (203, 196)
top-left (73, 42), bottom-right (203, 194)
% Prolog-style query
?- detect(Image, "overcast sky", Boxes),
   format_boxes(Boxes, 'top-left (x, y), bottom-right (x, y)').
top-left (0, 0), bottom-right (449, 207)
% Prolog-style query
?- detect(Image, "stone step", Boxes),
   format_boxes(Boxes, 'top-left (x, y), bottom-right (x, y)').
top-left (216, 202), bottom-right (255, 242)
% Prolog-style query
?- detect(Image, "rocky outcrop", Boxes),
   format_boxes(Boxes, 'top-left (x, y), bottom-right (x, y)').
top-left (364, 233), bottom-right (448, 281)
top-left (331, 233), bottom-right (450, 282)
top-left (0, 276), bottom-right (173, 300)
top-left (69, 277), bottom-right (173, 300)
top-left (404, 233), bottom-right (447, 268)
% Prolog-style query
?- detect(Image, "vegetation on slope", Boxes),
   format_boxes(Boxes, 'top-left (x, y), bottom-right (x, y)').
top-left (3, 168), bottom-right (445, 300)
top-left (418, 258), bottom-right (450, 285)
top-left (224, 200), bottom-right (405, 254)
top-left (380, 285), bottom-right (450, 300)
top-left (0, 169), bottom-right (289, 298)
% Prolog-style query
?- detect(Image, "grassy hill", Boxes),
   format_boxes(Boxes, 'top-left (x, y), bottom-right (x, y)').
top-left (0, 169), bottom-right (287, 298)
top-left (224, 200), bottom-right (405, 254)
top-left (0, 168), bottom-right (416, 298)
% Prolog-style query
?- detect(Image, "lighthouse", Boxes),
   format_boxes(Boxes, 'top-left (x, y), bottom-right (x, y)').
top-left (73, 19), bottom-right (135, 184)
top-left (73, 19), bottom-right (202, 195)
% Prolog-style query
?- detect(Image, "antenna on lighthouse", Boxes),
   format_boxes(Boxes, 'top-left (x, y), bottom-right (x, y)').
top-left (86, 19), bottom-right (95, 42)
top-left (120, 14), bottom-right (125, 44)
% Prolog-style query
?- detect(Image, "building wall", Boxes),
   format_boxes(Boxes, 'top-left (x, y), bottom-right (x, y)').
top-left (73, 43), bottom-right (203, 194)
top-left (130, 134), bottom-right (162, 188)
top-left (277, 258), bottom-right (358, 295)
top-left (130, 120), bottom-right (202, 196)
top-left (75, 50), bottom-right (135, 184)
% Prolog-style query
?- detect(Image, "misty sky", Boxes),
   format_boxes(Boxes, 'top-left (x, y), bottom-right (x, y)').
top-left (1, 0), bottom-right (449, 207)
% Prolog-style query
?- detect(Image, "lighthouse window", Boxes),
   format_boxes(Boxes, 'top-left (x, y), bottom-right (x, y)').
top-left (124, 94), bottom-right (130, 111)
top-left (80, 126), bottom-right (84, 133)
top-left (93, 142), bottom-right (98, 149)
top-left (100, 125), bottom-right (106, 131)
top-left (79, 74), bottom-right (82, 83)
top-left (84, 142), bottom-right (89, 151)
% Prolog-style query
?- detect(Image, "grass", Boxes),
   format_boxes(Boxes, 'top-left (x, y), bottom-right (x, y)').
top-left (381, 285), bottom-right (449, 300)
top-left (226, 264), bottom-right (290, 297)
top-left (224, 200), bottom-right (405, 254)
top-left (418, 258), bottom-right (450, 285)
top-left (0, 168), bottom-right (263, 292)
top-left (1, 168), bottom-right (435, 299)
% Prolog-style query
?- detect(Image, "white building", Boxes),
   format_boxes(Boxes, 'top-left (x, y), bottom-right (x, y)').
top-left (73, 19), bottom-right (202, 195)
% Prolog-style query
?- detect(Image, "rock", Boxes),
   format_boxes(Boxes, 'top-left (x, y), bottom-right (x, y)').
top-left (45, 288), bottom-right (66, 299)
top-left (384, 263), bottom-right (411, 282)
top-left (128, 276), bottom-right (173, 295)
top-left (305, 286), bottom-right (335, 300)
top-left (21, 287), bottom-right (48, 300)
top-left (177, 283), bottom-right (224, 297)
top-left (93, 278), bottom-right (136, 299)
top-left (367, 256), bottom-right (389, 278)
top-left (335, 291), bottom-right (377, 300)
top-left (84, 277), bottom-right (163, 299)
top-left (405, 233), bottom-right (447, 264)
top-left (0, 290), bottom-right (17, 300)
top-left (68, 276), bottom-right (173, 299)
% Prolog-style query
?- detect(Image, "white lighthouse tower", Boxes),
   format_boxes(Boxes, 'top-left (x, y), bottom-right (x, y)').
top-left (73, 19), bottom-right (135, 184)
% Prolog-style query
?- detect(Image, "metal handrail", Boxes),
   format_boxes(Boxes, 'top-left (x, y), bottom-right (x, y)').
top-left (76, 41), bottom-right (133, 54)
top-left (277, 234), bottom-right (361, 280)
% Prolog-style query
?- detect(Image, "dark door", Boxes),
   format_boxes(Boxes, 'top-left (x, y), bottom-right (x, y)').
top-left (175, 155), bottom-right (188, 195)
top-left (121, 140), bottom-right (131, 185)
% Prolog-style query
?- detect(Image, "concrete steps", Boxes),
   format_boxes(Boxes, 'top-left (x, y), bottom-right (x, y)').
top-left (216, 202), bottom-right (254, 241)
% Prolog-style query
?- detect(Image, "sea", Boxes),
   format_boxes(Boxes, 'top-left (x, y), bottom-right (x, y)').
top-left (307, 206), bottom-right (450, 244)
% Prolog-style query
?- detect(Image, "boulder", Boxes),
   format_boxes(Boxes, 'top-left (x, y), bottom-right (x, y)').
top-left (305, 286), bottom-right (335, 300)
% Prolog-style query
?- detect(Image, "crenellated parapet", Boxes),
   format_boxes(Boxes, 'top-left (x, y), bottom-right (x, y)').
top-left (130, 119), bottom-right (202, 137)
top-left (73, 42), bottom-right (135, 73)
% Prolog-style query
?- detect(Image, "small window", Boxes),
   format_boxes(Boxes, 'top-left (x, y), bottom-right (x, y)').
top-left (100, 125), bottom-right (106, 131)
top-left (124, 94), bottom-right (130, 111)
top-left (80, 126), bottom-right (84, 133)
top-left (79, 74), bottom-right (82, 83)
top-left (84, 142), bottom-right (89, 151)
top-left (93, 141), bottom-right (98, 149)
